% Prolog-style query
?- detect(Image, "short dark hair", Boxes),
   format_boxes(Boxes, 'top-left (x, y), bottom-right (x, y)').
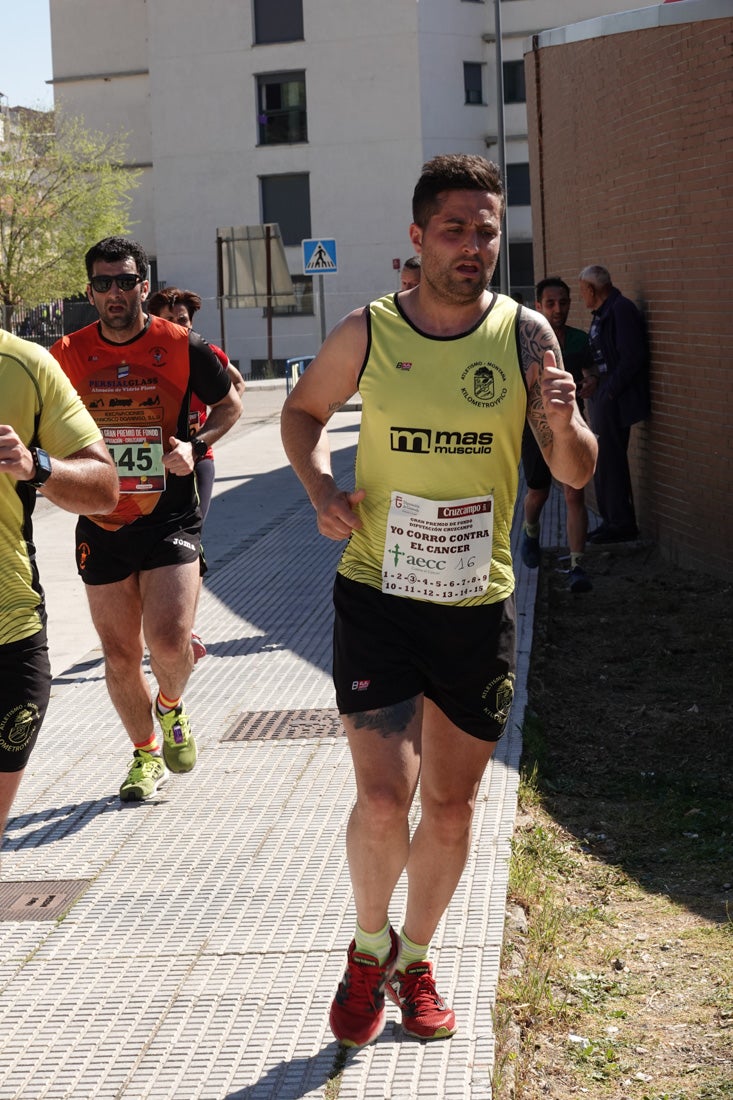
top-left (412, 154), bottom-right (505, 228)
top-left (85, 236), bottom-right (149, 280)
top-left (147, 287), bottom-right (202, 321)
top-left (536, 276), bottom-right (570, 300)
top-left (402, 256), bottom-right (421, 271)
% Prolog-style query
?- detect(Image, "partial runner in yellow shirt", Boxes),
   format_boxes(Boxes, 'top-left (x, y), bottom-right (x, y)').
top-left (0, 330), bottom-right (118, 855)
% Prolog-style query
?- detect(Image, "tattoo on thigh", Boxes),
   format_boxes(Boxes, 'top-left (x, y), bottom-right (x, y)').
top-left (349, 697), bottom-right (417, 738)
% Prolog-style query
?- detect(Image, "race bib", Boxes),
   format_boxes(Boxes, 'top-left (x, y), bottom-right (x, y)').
top-left (103, 426), bottom-right (165, 493)
top-left (382, 491), bottom-right (493, 603)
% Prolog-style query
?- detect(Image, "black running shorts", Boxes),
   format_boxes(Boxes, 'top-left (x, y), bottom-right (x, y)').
top-left (333, 573), bottom-right (516, 743)
top-left (75, 511), bottom-right (205, 586)
top-left (0, 629), bottom-right (52, 773)
top-left (521, 422), bottom-right (552, 492)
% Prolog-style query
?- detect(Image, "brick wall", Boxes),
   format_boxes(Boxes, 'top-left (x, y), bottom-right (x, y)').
top-left (525, 16), bottom-right (733, 577)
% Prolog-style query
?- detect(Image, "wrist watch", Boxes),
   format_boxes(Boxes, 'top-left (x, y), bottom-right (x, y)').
top-left (192, 437), bottom-right (209, 459)
top-left (27, 446), bottom-right (53, 488)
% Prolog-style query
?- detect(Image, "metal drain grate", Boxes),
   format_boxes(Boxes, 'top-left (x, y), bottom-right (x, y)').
top-left (0, 879), bottom-right (91, 922)
top-left (222, 709), bottom-right (343, 742)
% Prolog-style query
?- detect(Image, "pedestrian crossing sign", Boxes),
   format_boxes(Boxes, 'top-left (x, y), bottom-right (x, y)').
top-left (302, 238), bottom-right (338, 274)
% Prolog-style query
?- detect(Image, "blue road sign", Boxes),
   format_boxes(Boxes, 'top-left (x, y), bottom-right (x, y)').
top-left (302, 238), bottom-right (338, 274)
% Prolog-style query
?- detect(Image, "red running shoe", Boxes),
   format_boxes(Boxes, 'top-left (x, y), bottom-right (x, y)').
top-left (386, 960), bottom-right (457, 1040)
top-left (329, 927), bottom-right (398, 1047)
top-left (191, 632), bottom-right (207, 664)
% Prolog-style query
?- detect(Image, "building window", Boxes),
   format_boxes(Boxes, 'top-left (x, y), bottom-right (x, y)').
top-left (490, 242), bottom-right (535, 299)
top-left (257, 72), bottom-right (307, 145)
top-left (271, 275), bottom-right (313, 316)
top-left (506, 163), bottom-right (531, 206)
top-left (260, 174), bottom-right (311, 246)
top-left (509, 242), bottom-right (534, 290)
top-left (463, 63), bottom-right (484, 106)
top-left (503, 60), bottom-right (526, 103)
top-left (253, 0), bottom-right (303, 44)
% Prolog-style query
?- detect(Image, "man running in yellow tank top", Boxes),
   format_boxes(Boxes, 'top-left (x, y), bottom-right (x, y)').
top-left (0, 332), bottom-right (118, 857)
top-left (281, 154), bottom-right (597, 1047)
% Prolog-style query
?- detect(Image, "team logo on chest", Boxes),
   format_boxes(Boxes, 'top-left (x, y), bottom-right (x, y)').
top-left (460, 360), bottom-right (508, 409)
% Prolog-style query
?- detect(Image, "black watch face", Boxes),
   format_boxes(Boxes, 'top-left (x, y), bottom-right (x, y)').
top-left (33, 448), bottom-right (52, 484)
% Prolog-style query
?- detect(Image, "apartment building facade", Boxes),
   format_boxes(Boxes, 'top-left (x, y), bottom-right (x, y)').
top-left (50, 0), bottom-right (660, 374)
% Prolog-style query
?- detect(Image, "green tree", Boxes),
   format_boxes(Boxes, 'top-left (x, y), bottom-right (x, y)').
top-left (0, 109), bottom-right (139, 329)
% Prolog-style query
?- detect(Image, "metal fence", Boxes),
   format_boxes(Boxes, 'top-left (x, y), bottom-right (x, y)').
top-left (11, 302), bottom-right (64, 349)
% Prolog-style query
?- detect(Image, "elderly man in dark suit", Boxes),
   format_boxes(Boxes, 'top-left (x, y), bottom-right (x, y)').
top-left (579, 265), bottom-right (650, 543)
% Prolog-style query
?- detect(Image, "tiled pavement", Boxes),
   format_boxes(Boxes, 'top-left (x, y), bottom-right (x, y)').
top-left (0, 384), bottom-right (571, 1100)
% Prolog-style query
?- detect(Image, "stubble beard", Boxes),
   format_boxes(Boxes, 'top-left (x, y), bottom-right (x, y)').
top-left (424, 263), bottom-right (489, 306)
top-left (99, 296), bottom-right (142, 335)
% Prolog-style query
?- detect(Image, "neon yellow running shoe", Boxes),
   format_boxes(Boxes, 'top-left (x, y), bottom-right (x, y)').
top-left (157, 704), bottom-right (197, 773)
top-left (119, 750), bottom-right (168, 802)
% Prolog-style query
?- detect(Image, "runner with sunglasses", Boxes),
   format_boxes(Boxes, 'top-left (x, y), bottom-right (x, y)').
top-left (51, 237), bottom-right (242, 803)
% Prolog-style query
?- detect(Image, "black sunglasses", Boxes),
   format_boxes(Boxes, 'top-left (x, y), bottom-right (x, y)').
top-left (89, 274), bottom-right (144, 293)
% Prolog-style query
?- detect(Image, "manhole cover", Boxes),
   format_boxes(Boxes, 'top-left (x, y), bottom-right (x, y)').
top-left (0, 879), bottom-right (91, 922)
top-left (222, 709), bottom-right (343, 742)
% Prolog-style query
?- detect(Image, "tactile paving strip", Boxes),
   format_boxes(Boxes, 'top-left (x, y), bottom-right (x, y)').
top-left (221, 708), bottom-right (343, 742)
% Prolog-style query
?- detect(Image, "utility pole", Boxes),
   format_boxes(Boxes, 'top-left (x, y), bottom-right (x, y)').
top-left (494, 0), bottom-right (510, 295)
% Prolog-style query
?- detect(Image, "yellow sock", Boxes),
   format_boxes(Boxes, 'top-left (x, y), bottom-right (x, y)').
top-left (354, 920), bottom-right (392, 964)
top-left (396, 926), bottom-right (430, 972)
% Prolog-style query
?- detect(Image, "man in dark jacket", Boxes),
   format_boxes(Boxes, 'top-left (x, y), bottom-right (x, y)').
top-left (579, 265), bottom-right (650, 542)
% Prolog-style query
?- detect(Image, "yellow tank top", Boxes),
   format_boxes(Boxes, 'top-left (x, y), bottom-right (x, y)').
top-left (0, 332), bottom-right (102, 644)
top-left (338, 292), bottom-right (526, 605)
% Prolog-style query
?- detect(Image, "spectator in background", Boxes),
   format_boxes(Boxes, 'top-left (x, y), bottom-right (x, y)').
top-left (400, 256), bottom-right (421, 290)
top-left (520, 277), bottom-right (595, 592)
top-left (579, 265), bottom-right (650, 543)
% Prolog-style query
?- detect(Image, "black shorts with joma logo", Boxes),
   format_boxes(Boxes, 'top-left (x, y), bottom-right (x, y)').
top-left (75, 510), bottom-right (205, 585)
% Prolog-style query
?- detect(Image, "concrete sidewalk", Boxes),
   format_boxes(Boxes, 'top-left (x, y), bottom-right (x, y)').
top-left (0, 383), bottom-right (550, 1100)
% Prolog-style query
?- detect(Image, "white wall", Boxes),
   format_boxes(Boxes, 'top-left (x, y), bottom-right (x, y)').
top-left (50, 0), bottom-right (155, 255)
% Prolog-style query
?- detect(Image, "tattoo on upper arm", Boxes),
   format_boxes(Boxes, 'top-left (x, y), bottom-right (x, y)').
top-left (528, 380), bottom-right (552, 447)
top-left (327, 399), bottom-right (346, 414)
top-left (519, 314), bottom-right (561, 450)
top-left (518, 314), bottom-right (554, 373)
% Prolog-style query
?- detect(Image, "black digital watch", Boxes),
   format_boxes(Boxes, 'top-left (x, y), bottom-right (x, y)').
top-left (28, 446), bottom-right (52, 488)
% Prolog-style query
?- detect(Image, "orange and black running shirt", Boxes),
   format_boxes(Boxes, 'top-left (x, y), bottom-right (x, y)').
top-left (51, 316), bottom-right (231, 531)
